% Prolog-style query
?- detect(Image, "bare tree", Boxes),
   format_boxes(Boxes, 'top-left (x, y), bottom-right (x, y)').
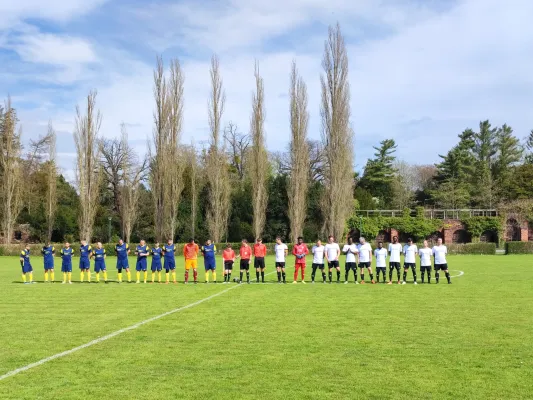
top-left (320, 23), bottom-right (354, 240)
top-left (74, 90), bottom-right (102, 242)
top-left (205, 55), bottom-right (230, 242)
top-left (150, 56), bottom-right (170, 242)
top-left (249, 62), bottom-right (269, 239)
top-left (164, 58), bottom-right (186, 240)
top-left (119, 124), bottom-right (148, 243)
top-left (187, 143), bottom-right (200, 238)
top-left (288, 61), bottom-right (310, 242)
top-left (391, 160), bottom-right (416, 209)
top-left (100, 137), bottom-right (129, 216)
top-left (224, 122), bottom-right (250, 180)
top-left (0, 98), bottom-right (23, 244)
top-left (46, 122), bottom-right (57, 241)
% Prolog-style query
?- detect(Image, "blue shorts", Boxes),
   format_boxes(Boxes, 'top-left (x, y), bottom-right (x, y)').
top-left (61, 263), bottom-right (72, 273)
top-left (116, 259), bottom-right (129, 269)
top-left (94, 261), bottom-right (106, 273)
top-left (204, 260), bottom-right (216, 271)
top-left (22, 263), bottom-right (33, 273)
top-left (79, 258), bottom-right (90, 270)
top-left (136, 259), bottom-right (147, 271)
top-left (44, 260), bottom-right (54, 270)
top-left (151, 261), bottom-right (162, 272)
top-left (164, 259), bottom-right (175, 270)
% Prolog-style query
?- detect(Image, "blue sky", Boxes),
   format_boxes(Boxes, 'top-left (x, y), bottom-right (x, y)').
top-left (1, 0), bottom-right (532, 180)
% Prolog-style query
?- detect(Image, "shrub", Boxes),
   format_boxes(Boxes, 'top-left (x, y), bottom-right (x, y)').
top-left (505, 242), bottom-right (533, 254)
top-left (446, 243), bottom-right (496, 255)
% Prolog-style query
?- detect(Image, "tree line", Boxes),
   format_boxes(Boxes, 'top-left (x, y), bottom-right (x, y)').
top-left (1, 23), bottom-right (532, 245)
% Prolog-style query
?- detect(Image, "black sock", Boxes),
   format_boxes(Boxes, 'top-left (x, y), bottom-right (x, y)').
top-left (361, 274), bottom-right (364, 282)
top-left (322, 272), bottom-right (326, 282)
top-left (397, 270), bottom-right (401, 281)
top-left (445, 272), bottom-right (450, 283)
top-left (421, 272), bottom-right (425, 283)
top-left (240, 271), bottom-right (243, 281)
top-left (389, 269), bottom-right (393, 281)
top-left (282, 272), bottom-right (286, 282)
top-left (277, 271), bottom-right (281, 282)
top-left (256, 271), bottom-right (260, 282)
top-left (311, 266), bottom-right (317, 281)
top-left (370, 273), bottom-right (374, 281)
top-left (353, 270), bottom-right (357, 281)
top-left (436, 272), bottom-right (440, 283)
top-left (261, 271), bottom-right (265, 282)
top-left (246, 271), bottom-right (250, 282)
top-left (328, 271), bottom-right (332, 282)
top-left (412, 267), bottom-right (417, 282)
top-left (403, 271), bottom-right (407, 282)
top-left (428, 272), bottom-right (431, 283)
top-left (228, 273), bottom-right (231, 281)
top-left (224, 274), bottom-right (227, 282)
top-left (336, 270), bottom-right (340, 282)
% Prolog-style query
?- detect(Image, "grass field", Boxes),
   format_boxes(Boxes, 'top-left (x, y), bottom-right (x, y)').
top-left (0, 255), bottom-right (532, 399)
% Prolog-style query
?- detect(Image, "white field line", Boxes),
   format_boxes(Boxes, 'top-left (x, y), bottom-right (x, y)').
top-left (448, 270), bottom-right (464, 278)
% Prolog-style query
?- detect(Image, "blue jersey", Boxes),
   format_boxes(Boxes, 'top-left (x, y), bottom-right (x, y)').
top-left (115, 243), bottom-right (129, 260)
top-left (136, 245), bottom-right (149, 260)
top-left (151, 247), bottom-right (162, 261)
top-left (202, 244), bottom-right (217, 262)
top-left (20, 249), bottom-right (31, 265)
top-left (93, 248), bottom-right (106, 261)
top-left (61, 248), bottom-right (73, 265)
top-left (80, 244), bottom-right (92, 260)
top-left (41, 246), bottom-right (55, 262)
top-left (163, 244), bottom-right (175, 260)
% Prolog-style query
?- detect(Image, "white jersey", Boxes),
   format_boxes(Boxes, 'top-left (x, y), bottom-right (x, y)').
top-left (311, 245), bottom-right (325, 264)
top-left (357, 243), bottom-right (372, 263)
top-left (432, 245), bottom-right (448, 264)
top-left (274, 243), bottom-right (288, 263)
top-left (342, 244), bottom-right (358, 263)
top-left (418, 248), bottom-right (432, 267)
top-left (325, 243), bottom-right (340, 261)
top-left (388, 243), bottom-right (403, 263)
top-left (374, 248), bottom-right (387, 268)
top-left (403, 244), bottom-right (418, 264)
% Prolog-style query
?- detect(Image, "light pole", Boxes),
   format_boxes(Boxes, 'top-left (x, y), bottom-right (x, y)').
top-left (108, 217), bottom-right (112, 243)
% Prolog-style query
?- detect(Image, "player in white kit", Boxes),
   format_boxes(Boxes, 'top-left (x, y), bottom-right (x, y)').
top-left (311, 240), bottom-right (327, 283)
top-left (418, 240), bottom-right (433, 283)
top-left (342, 237), bottom-right (358, 284)
top-left (357, 237), bottom-right (374, 284)
top-left (274, 237), bottom-right (289, 284)
top-left (374, 241), bottom-right (388, 283)
top-left (433, 238), bottom-right (451, 284)
top-left (388, 236), bottom-right (403, 284)
top-left (325, 236), bottom-right (341, 283)
top-left (402, 238), bottom-right (418, 285)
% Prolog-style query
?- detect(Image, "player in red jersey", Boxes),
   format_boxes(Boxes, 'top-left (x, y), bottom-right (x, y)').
top-left (239, 239), bottom-right (252, 284)
top-left (292, 237), bottom-right (309, 284)
top-left (253, 238), bottom-right (267, 283)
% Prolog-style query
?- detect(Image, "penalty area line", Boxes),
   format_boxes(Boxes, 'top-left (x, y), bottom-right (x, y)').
top-left (0, 284), bottom-right (241, 382)
top-left (448, 270), bottom-right (464, 278)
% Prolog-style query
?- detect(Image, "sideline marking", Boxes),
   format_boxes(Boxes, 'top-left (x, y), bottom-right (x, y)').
top-left (448, 270), bottom-right (464, 278)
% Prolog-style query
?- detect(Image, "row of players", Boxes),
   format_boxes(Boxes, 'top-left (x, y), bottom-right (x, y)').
top-left (18, 235), bottom-right (451, 285)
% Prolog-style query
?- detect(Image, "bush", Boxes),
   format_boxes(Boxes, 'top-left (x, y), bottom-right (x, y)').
top-left (505, 242), bottom-right (533, 254)
top-left (446, 243), bottom-right (496, 255)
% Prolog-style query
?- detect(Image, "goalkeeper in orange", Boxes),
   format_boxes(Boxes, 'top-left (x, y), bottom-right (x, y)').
top-left (184, 238), bottom-right (199, 284)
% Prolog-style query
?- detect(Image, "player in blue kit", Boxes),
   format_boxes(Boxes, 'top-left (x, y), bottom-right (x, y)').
top-left (135, 240), bottom-right (150, 284)
top-left (201, 239), bottom-right (217, 283)
top-left (20, 244), bottom-right (33, 284)
top-left (163, 239), bottom-right (176, 284)
top-left (79, 240), bottom-right (92, 283)
top-left (60, 242), bottom-right (73, 284)
top-left (92, 242), bottom-right (107, 283)
top-left (41, 242), bottom-right (55, 283)
top-left (115, 239), bottom-right (131, 283)
top-left (150, 243), bottom-right (163, 283)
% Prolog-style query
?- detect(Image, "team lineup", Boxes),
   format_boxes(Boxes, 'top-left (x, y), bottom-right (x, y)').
top-left (18, 235), bottom-right (452, 285)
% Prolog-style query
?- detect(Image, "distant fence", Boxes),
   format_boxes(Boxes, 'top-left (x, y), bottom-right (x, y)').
top-left (356, 209), bottom-right (499, 219)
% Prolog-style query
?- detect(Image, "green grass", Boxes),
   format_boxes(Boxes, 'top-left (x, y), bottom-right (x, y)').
top-left (0, 255), bottom-right (532, 399)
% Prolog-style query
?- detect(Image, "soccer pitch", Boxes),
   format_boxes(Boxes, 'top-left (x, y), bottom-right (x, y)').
top-left (0, 255), bottom-right (532, 400)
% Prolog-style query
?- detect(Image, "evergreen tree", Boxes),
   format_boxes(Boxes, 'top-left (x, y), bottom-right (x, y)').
top-left (493, 124), bottom-right (523, 199)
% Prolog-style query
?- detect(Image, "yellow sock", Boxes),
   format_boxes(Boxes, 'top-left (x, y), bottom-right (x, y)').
top-left (22, 274), bottom-right (26, 283)
top-left (80, 271), bottom-right (84, 282)
top-left (29, 272), bottom-right (33, 282)
top-left (158, 271), bottom-right (161, 282)
top-left (136, 271), bottom-right (140, 282)
top-left (166, 272), bottom-right (170, 282)
top-left (87, 270), bottom-right (91, 283)
top-left (151, 272), bottom-right (155, 283)
top-left (50, 271), bottom-right (55, 281)
top-left (205, 272), bottom-right (209, 282)
top-left (96, 272), bottom-right (100, 282)
top-left (68, 272), bottom-right (72, 282)
top-left (171, 271), bottom-right (176, 282)
top-left (127, 271), bottom-right (131, 282)
top-left (103, 271), bottom-right (108, 281)
top-left (212, 271), bottom-right (217, 282)
top-left (118, 272), bottom-right (122, 282)
top-left (144, 271), bottom-right (148, 282)
top-left (44, 271), bottom-right (49, 282)
top-left (63, 272), bottom-right (67, 283)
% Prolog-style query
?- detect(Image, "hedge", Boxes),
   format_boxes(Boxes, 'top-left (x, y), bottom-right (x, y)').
top-left (0, 241), bottom-right (497, 256)
top-left (505, 242), bottom-right (533, 254)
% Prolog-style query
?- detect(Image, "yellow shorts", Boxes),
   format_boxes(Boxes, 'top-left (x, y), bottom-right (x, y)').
top-left (185, 259), bottom-right (197, 270)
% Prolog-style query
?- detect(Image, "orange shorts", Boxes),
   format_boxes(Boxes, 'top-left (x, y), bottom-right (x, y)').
top-left (185, 259), bottom-right (197, 270)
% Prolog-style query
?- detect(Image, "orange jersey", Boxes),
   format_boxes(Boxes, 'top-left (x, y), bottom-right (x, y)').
top-left (184, 243), bottom-right (199, 260)
top-left (240, 245), bottom-right (252, 260)
top-left (223, 249), bottom-right (235, 261)
top-left (254, 243), bottom-right (267, 258)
